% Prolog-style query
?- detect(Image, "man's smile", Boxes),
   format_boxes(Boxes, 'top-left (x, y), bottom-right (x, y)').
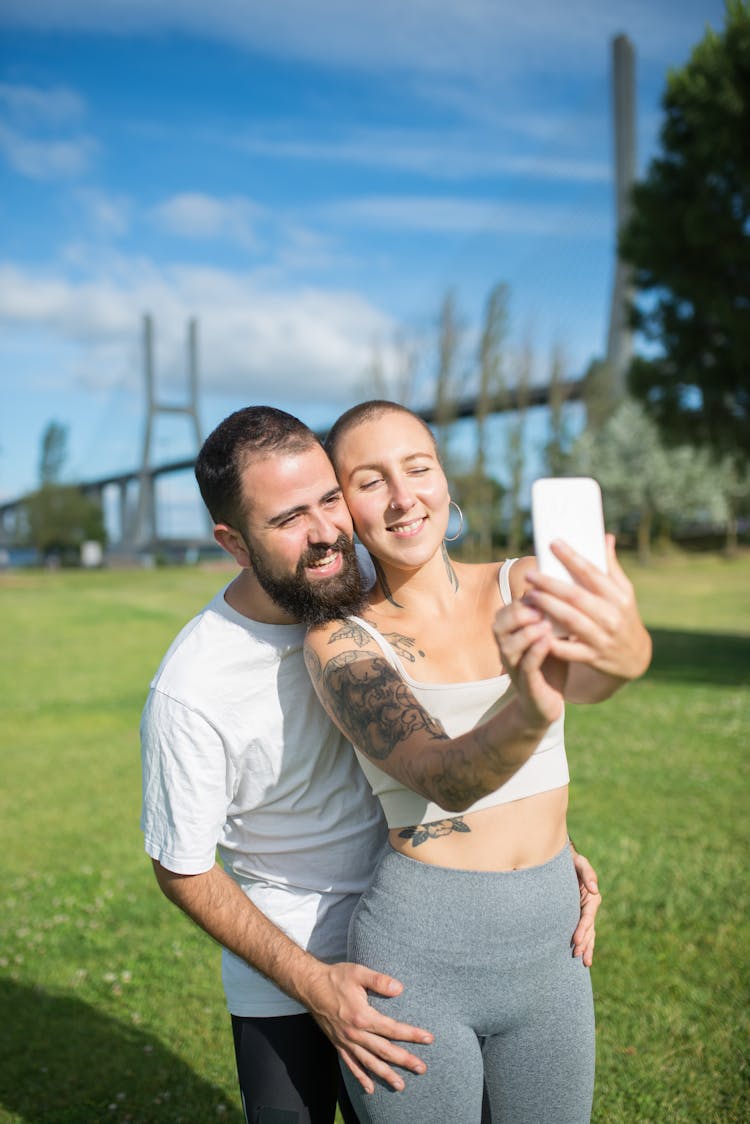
top-left (305, 549), bottom-right (343, 577)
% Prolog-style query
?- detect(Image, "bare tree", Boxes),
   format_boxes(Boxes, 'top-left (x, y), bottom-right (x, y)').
top-left (433, 290), bottom-right (464, 471)
top-left (582, 357), bottom-right (619, 432)
top-left (392, 328), bottom-right (420, 408)
top-left (358, 330), bottom-right (421, 407)
top-left (39, 421), bottom-right (69, 485)
top-left (545, 341), bottom-right (572, 477)
top-left (357, 338), bottom-right (389, 400)
top-left (506, 338), bottom-right (532, 556)
top-left (471, 282), bottom-right (510, 558)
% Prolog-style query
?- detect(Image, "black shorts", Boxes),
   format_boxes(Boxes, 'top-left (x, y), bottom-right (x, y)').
top-left (231, 1012), bottom-right (358, 1124)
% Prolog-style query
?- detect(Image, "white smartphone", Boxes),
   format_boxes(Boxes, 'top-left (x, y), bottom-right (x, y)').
top-left (531, 477), bottom-right (607, 584)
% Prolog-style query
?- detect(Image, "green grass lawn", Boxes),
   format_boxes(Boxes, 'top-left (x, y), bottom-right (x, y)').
top-left (0, 552), bottom-right (748, 1122)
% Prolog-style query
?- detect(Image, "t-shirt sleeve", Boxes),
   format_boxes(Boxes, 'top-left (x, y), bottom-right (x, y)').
top-left (355, 543), bottom-right (376, 591)
top-left (140, 688), bottom-right (231, 875)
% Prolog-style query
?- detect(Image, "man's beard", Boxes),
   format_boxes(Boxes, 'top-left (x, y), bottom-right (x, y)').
top-left (250, 533), bottom-right (366, 625)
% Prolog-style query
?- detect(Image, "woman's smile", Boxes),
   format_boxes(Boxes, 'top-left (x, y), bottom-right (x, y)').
top-left (386, 515), bottom-right (427, 537)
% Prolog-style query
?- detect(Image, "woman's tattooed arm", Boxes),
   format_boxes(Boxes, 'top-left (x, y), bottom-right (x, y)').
top-left (304, 623), bottom-right (550, 811)
top-left (305, 644), bottom-right (494, 809)
top-left (315, 651), bottom-right (447, 763)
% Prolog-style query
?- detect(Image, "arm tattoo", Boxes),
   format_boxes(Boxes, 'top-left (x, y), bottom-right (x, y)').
top-left (441, 543), bottom-right (459, 592)
top-left (303, 645), bottom-right (322, 686)
top-left (326, 619), bottom-right (424, 664)
top-left (326, 620), bottom-right (373, 648)
top-left (317, 652), bottom-right (526, 809)
top-left (377, 629), bottom-right (425, 664)
top-left (398, 817), bottom-right (471, 848)
top-left (321, 653), bottom-right (447, 762)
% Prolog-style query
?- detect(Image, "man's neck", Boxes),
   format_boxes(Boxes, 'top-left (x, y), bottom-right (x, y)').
top-left (224, 568), bottom-right (300, 626)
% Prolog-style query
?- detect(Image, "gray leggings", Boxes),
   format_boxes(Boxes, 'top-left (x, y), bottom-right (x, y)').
top-left (344, 842), bottom-right (595, 1124)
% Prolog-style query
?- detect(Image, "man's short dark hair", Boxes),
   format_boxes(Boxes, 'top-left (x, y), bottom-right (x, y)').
top-left (195, 406), bottom-right (320, 528)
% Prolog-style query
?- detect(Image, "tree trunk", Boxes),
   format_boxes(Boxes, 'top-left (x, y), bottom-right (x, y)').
top-left (724, 509), bottom-right (738, 556)
top-left (637, 505), bottom-right (652, 564)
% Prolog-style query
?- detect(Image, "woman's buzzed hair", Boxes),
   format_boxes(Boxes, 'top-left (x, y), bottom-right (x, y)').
top-left (324, 400), bottom-right (438, 470)
top-left (195, 405), bottom-right (320, 528)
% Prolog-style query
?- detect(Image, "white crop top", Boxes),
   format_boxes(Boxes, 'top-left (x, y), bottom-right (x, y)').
top-left (348, 559), bottom-right (569, 828)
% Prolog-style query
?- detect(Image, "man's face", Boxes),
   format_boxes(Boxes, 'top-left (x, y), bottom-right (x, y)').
top-left (238, 443), bottom-right (364, 624)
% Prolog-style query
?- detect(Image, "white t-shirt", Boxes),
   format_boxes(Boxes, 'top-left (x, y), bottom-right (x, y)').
top-left (140, 583), bottom-right (386, 1016)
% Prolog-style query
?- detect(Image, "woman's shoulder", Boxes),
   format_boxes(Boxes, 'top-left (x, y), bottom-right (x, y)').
top-left (304, 614), bottom-right (383, 659)
top-left (454, 555), bottom-right (537, 602)
top-left (503, 554), bottom-right (537, 600)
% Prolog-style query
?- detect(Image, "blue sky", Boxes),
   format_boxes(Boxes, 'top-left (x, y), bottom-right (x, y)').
top-left (0, 0), bottom-right (725, 533)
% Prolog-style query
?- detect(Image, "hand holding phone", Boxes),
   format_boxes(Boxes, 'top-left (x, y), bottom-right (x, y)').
top-left (531, 477), bottom-right (607, 584)
top-left (529, 476), bottom-right (652, 679)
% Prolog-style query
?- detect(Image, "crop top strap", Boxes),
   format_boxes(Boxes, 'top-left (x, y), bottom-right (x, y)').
top-left (498, 558), bottom-right (518, 605)
top-left (347, 616), bottom-right (402, 672)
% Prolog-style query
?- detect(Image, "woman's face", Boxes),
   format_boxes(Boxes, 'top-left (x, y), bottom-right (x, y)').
top-left (333, 411), bottom-right (450, 567)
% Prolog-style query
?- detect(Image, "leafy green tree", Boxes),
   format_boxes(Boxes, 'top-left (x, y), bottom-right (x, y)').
top-left (20, 419), bottom-right (107, 562)
top-left (569, 398), bottom-right (729, 562)
top-left (619, 1), bottom-right (750, 463)
top-left (714, 455), bottom-right (750, 552)
top-left (23, 484), bottom-right (106, 562)
top-left (449, 468), bottom-right (505, 559)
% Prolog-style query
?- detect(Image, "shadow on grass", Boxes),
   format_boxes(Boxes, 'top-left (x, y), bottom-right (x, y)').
top-left (647, 627), bottom-right (750, 687)
top-left (0, 977), bottom-right (243, 1123)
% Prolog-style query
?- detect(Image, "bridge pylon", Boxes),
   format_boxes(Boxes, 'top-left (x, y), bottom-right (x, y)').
top-left (130, 314), bottom-right (205, 549)
top-left (605, 33), bottom-right (637, 400)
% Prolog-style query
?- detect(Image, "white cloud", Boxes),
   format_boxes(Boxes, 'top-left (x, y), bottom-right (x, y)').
top-left (0, 82), bottom-right (85, 123)
top-left (0, 263), bottom-right (134, 337)
top-left (74, 188), bottom-right (131, 238)
top-left (0, 80), bottom-right (95, 180)
top-left (0, 122), bottom-right (96, 178)
top-left (148, 192), bottom-right (347, 276)
top-left (0, 258), bottom-right (395, 400)
top-left (234, 129), bottom-right (610, 184)
top-left (151, 192), bottom-right (265, 248)
top-left (0, 0), bottom-right (724, 76)
top-left (324, 194), bottom-right (609, 237)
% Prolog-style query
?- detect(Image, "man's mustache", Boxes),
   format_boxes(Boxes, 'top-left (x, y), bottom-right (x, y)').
top-left (298, 534), bottom-right (354, 570)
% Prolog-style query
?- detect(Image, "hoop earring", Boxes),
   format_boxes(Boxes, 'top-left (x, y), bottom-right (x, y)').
top-left (444, 500), bottom-right (464, 542)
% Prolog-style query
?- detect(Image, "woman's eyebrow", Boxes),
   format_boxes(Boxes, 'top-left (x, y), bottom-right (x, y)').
top-left (349, 452), bottom-right (434, 476)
